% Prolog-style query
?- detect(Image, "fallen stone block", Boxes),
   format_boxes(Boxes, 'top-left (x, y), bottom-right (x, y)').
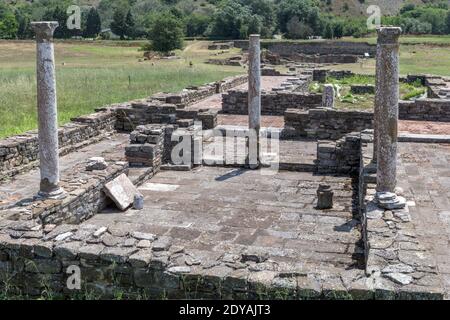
top-left (103, 173), bottom-right (138, 211)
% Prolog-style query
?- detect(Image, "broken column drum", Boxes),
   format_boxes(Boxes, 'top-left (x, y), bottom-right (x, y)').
top-left (374, 27), bottom-right (406, 210)
top-left (31, 21), bottom-right (65, 199)
top-left (247, 34), bottom-right (261, 168)
top-left (317, 185), bottom-right (333, 209)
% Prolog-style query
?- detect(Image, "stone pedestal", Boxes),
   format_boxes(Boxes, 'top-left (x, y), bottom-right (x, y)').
top-left (374, 27), bottom-right (405, 209)
top-left (317, 184), bottom-right (333, 209)
top-left (31, 21), bottom-right (65, 199)
top-left (247, 34), bottom-right (261, 169)
top-left (322, 84), bottom-right (335, 109)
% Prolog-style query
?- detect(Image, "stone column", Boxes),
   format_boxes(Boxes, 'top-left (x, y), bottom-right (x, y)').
top-left (31, 22), bottom-right (65, 199)
top-left (322, 84), bottom-right (335, 109)
top-left (374, 27), bottom-right (405, 209)
top-left (248, 34), bottom-right (261, 168)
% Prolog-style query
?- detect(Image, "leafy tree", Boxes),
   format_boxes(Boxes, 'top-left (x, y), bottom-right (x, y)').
top-left (42, 6), bottom-right (72, 38)
top-left (277, 0), bottom-right (321, 38)
top-left (110, 7), bottom-right (127, 39)
top-left (84, 8), bottom-right (102, 38)
top-left (148, 12), bottom-right (184, 54)
top-left (207, 0), bottom-right (261, 39)
top-left (0, 4), bottom-right (18, 39)
top-left (185, 13), bottom-right (211, 37)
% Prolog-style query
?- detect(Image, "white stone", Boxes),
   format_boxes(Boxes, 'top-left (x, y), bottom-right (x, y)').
top-left (103, 173), bottom-right (138, 211)
top-left (385, 272), bottom-right (413, 285)
top-left (168, 266), bottom-right (191, 274)
top-left (55, 231), bottom-right (73, 241)
top-left (86, 157), bottom-right (108, 171)
top-left (131, 231), bottom-right (156, 241)
top-left (139, 183), bottom-right (179, 192)
top-left (93, 226), bottom-right (108, 238)
top-left (382, 263), bottom-right (414, 274)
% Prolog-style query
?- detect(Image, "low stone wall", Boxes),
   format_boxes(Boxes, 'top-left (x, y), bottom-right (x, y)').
top-left (285, 108), bottom-right (373, 140)
top-left (399, 99), bottom-right (450, 122)
top-left (150, 75), bottom-right (247, 108)
top-left (351, 85), bottom-right (375, 95)
top-left (234, 40), bottom-right (376, 57)
top-left (0, 222), bottom-right (355, 299)
top-left (290, 53), bottom-right (358, 64)
top-left (317, 132), bottom-right (362, 175)
top-left (313, 69), bottom-right (355, 83)
top-left (0, 110), bottom-right (116, 181)
top-left (222, 91), bottom-right (322, 115)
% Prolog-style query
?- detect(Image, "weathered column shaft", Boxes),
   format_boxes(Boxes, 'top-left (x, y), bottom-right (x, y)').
top-left (375, 27), bottom-right (401, 194)
top-left (31, 22), bottom-right (64, 197)
top-left (248, 34), bottom-right (261, 167)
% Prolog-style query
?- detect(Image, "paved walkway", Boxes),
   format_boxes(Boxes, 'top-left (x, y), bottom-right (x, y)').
top-left (0, 134), bottom-right (129, 209)
top-left (91, 167), bottom-right (363, 276)
top-left (397, 142), bottom-right (450, 297)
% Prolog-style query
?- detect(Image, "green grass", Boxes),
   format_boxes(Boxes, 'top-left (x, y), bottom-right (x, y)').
top-left (310, 75), bottom-right (427, 110)
top-left (0, 40), bottom-right (243, 138)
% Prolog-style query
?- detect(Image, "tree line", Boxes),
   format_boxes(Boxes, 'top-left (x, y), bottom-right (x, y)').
top-left (2, 0), bottom-right (450, 50)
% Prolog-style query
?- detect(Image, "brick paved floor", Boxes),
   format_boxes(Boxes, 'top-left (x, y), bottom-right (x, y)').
top-left (397, 142), bottom-right (450, 298)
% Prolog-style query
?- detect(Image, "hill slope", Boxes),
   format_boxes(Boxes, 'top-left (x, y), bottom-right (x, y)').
top-left (5, 0), bottom-right (450, 17)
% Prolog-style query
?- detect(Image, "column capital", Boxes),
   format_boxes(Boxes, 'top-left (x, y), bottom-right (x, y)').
top-left (376, 26), bottom-right (402, 45)
top-left (31, 21), bottom-right (59, 42)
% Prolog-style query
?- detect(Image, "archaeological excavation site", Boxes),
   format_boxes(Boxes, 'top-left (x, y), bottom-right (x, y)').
top-left (0, 23), bottom-right (449, 301)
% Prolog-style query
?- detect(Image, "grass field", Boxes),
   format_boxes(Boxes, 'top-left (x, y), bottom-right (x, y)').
top-left (0, 40), bottom-right (243, 138)
top-left (0, 38), bottom-right (449, 138)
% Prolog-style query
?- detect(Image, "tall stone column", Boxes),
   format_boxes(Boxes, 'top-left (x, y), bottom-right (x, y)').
top-left (248, 34), bottom-right (261, 169)
top-left (374, 27), bottom-right (405, 210)
top-left (31, 22), bottom-right (65, 199)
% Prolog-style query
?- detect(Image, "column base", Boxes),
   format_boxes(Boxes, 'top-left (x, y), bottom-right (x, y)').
top-left (37, 187), bottom-right (66, 200)
top-left (375, 191), bottom-right (406, 210)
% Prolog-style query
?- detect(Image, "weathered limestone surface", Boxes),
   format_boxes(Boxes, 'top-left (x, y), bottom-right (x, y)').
top-left (248, 35), bottom-right (261, 167)
top-left (31, 22), bottom-right (63, 198)
top-left (104, 174), bottom-right (138, 211)
top-left (322, 84), bottom-right (335, 109)
top-left (374, 27), bottom-right (402, 202)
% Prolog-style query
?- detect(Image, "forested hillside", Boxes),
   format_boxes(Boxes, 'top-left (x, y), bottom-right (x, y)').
top-left (1, 0), bottom-right (450, 40)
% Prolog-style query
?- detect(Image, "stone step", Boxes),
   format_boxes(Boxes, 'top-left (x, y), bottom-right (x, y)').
top-left (160, 163), bottom-right (193, 171)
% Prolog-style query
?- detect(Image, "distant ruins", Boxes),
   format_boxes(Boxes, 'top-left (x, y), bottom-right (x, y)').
top-left (0, 25), bottom-right (449, 299)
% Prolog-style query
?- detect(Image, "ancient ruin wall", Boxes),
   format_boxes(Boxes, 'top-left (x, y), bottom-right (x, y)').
top-left (222, 90), bottom-right (322, 115)
top-left (233, 40), bottom-right (376, 57)
top-left (0, 110), bottom-right (116, 181)
top-left (399, 99), bottom-right (450, 122)
top-left (284, 108), bottom-right (374, 140)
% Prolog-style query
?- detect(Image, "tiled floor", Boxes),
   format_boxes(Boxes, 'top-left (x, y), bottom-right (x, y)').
top-left (90, 167), bottom-right (363, 276)
top-left (397, 142), bottom-right (450, 297)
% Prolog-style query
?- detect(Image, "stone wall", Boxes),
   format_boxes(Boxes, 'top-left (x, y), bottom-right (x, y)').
top-left (0, 223), bottom-right (327, 299)
top-left (289, 53), bottom-right (358, 64)
top-left (317, 132), bottom-right (362, 175)
top-left (399, 99), bottom-right (450, 122)
top-left (150, 75), bottom-right (247, 108)
top-left (234, 40), bottom-right (376, 57)
top-left (114, 101), bottom-right (219, 132)
top-left (0, 109), bottom-right (116, 182)
top-left (284, 108), bottom-right (373, 140)
top-left (222, 90), bottom-right (322, 115)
